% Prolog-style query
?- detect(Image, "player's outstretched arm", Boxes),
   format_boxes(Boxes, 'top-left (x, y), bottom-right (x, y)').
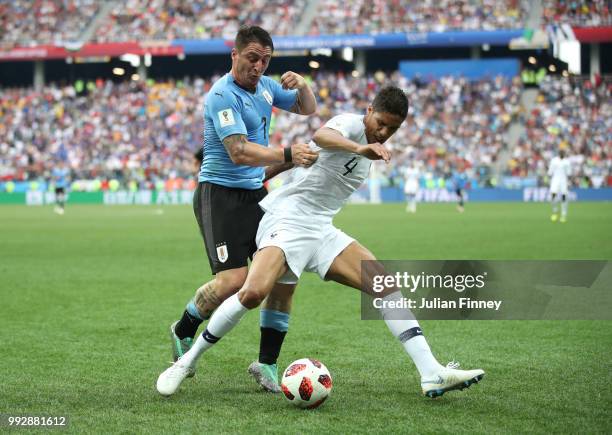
top-left (281, 71), bottom-right (317, 115)
top-left (223, 134), bottom-right (318, 168)
top-left (313, 127), bottom-right (391, 162)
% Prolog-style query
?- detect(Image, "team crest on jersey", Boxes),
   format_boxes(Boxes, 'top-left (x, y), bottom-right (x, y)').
top-left (218, 109), bottom-right (235, 127)
top-left (216, 244), bottom-right (228, 263)
top-left (262, 90), bottom-right (273, 105)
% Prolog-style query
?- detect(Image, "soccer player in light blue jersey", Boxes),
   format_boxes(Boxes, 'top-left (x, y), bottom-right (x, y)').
top-left (164, 26), bottom-right (319, 393)
top-left (52, 161), bottom-right (70, 215)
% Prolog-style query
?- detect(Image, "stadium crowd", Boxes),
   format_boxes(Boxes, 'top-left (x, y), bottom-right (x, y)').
top-left (506, 75), bottom-right (612, 188)
top-left (3, 0), bottom-right (610, 48)
top-left (0, 0), bottom-right (99, 49)
top-left (0, 78), bottom-right (204, 190)
top-left (0, 71), bottom-right (524, 191)
top-left (309, 0), bottom-right (526, 36)
top-left (93, 0), bottom-right (306, 42)
top-left (542, 0), bottom-right (611, 27)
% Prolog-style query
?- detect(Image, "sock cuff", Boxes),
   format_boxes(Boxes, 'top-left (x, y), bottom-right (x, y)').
top-left (260, 309), bottom-right (290, 332)
top-left (398, 326), bottom-right (424, 343)
top-left (186, 299), bottom-right (204, 320)
top-left (202, 328), bottom-right (221, 344)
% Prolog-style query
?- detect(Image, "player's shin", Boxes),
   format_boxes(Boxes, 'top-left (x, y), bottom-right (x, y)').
top-left (175, 280), bottom-right (218, 339)
top-left (180, 293), bottom-right (250, 367)
top-left (561, 194), bottom-right (568, 217)
top-left (258, 284), bottom-right (294, 365)
top-left (377, 291), bottom-right (442, 378)
top-left (551, 194), bottom-right (559, 213)
top-left (259, 309), bottom-right (289, 365)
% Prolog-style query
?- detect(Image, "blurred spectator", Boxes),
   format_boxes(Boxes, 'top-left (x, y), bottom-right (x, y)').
top-left (0, 0), bottom-right (99, 49)
top-left (505, 75), bottom-right (612, 187)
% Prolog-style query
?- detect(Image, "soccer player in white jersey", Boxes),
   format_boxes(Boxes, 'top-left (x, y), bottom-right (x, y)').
top-left (548, 149), bottom-right (572, 223)
top-left (404, 161), bottom-right (420, 213)
top-left (157, 87), bottom-right (484, 399)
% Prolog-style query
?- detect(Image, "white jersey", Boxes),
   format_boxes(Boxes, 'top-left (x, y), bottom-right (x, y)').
top-left (548, 157), bottom-right (571, 183)
top-left (260, 113), bottom-right (370, 222)
top-left (404, 166), bottom-right (420, 194)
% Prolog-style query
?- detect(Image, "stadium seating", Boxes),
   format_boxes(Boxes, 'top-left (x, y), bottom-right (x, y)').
top-left (93, 0), bottom-right (307, 42)
top-left (308, 0), bottom-right (526, 36)
top-left (0, 0), bottom-right (530, 48)
top-left (0, 0), bottom-right (100, 48)
top-left (0, 72), bottom-right (524, 189)
top-left (542, 0), bottom-right (611, 27)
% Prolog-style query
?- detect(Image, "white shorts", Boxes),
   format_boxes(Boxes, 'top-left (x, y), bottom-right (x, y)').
top-left (256, 212), bottom-right (355, 285)
top-left (404, 182), bottom-right (418, 195)
top-left (550, 178), bottom-right (568, 195)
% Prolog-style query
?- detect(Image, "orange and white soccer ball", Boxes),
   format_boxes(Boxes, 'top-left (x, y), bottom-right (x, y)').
top-left (281, 358), bottom-right (333, 409)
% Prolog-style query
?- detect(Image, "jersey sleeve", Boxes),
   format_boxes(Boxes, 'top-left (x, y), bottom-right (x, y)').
top-left (324, 114), bottom-right (362, 140)
top-left (206, 90), bottom-right (247, 142)
top-left (269, 78), bottom-right (298, 111)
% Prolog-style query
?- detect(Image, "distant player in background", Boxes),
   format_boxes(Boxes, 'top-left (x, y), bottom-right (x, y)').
top-left (157, 86), bottom-right (485, 399)
top-left (52, 161), bottom-right (70, 215)
top-left (452, 166), bottom-right (468, 213)
top-left (548, 149), bottom-right (571, 223)
top-left (403, 161), bottom-right (420, 213)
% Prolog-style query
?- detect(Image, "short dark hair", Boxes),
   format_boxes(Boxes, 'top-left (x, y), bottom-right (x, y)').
top-left (235, 26), bottom-right (274, 52)
top-left (372, 86), bottom-right (409, 119)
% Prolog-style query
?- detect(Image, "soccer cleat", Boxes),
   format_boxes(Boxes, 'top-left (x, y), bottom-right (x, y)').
top-left (170, 321), bottom-right (195, 377)
top-left (421, 361), bottom-right (484, 398)
top-left (156, 359), bottom-right (195, 396)
top-left (560, 216), bottom-right (567, 223)
top-left (247, 361), bottom-right (281, 393)
top-left (551, 213), bottom-right (558, 222)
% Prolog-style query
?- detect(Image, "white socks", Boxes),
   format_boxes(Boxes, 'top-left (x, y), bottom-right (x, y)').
top-left (180, 290), bottom-right (443, 380)
top-left (180, 293), bottom-right (249, 367)
top-left (378, 291), bottom-right (443, 379)
top-left (561, 200), bottom-right (568, 217)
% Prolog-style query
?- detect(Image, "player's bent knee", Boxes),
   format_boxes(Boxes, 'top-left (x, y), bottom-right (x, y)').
top-left (238, 287), bottom-right (266, 309)
top-left (215, 269), bottom-right (248, 296)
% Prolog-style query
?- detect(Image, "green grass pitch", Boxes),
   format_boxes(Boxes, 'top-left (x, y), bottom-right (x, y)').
top-left (1, 202), bottom-right (611, 433)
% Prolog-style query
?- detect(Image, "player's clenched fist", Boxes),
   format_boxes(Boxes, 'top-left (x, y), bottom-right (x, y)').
top-left (281, 71), bottom-right (307, 90)
top-left (356, 143), bottom-right (391, 163)
top-left (291, 143), bottom-right (319, 167)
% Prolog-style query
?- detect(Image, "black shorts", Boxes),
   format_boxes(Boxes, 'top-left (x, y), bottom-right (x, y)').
top-left (55, 187), bottom-right (65, 195)
top-left (193, 182), bottom-right (267, 274)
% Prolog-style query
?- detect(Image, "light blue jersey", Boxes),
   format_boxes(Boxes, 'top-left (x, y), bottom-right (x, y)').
top-left (52, 167), bottom-right (69, 189)
top-left (452, 171), bottom-right (468, 190)
top-left (198, 73), bottom-right (297, 189)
